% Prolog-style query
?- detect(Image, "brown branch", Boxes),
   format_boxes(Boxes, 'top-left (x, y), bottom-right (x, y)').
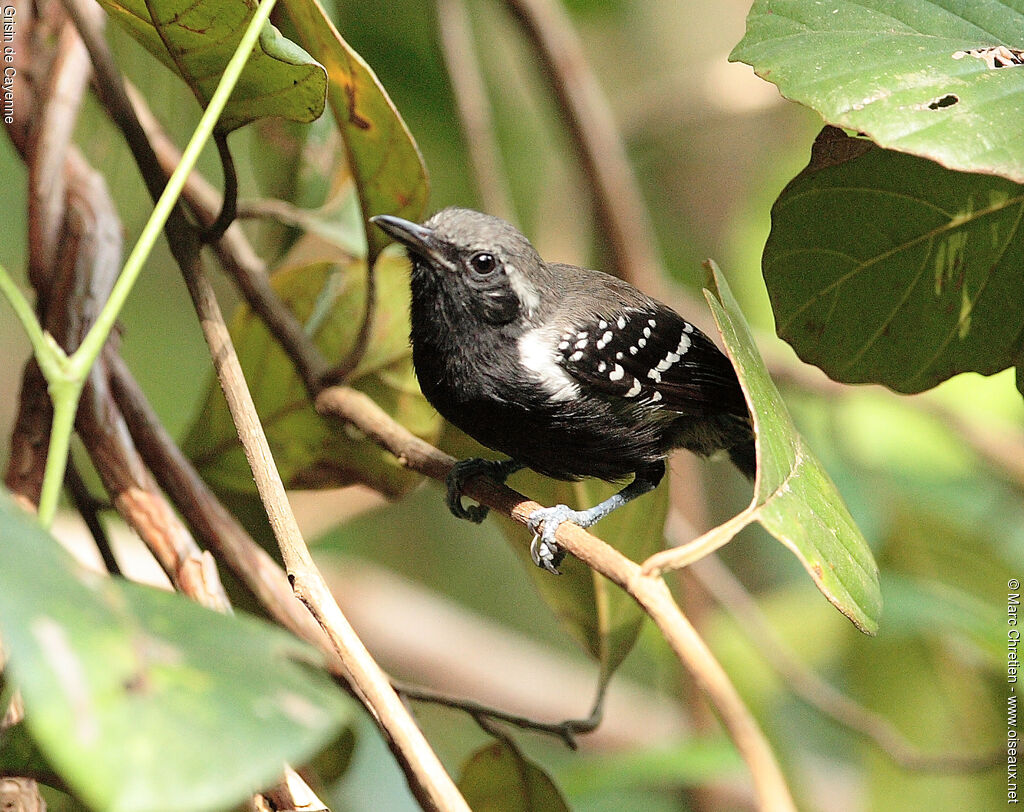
top-left (174, 257), bottom-right (468, 811)
top-left (64, 461), bottom-right (119, 576)
top-left (26, 15), bottom-right (95, 294)
top-left (65, 2), bottom-right (467, 802)
top-left (689, 553), bottom-right (1002, 773)
top-left (501, 0), bottom-right (680, 302)
top-left (436, 0), bottom-right (516, 222)
top-left (315, 384), bottom-right (796, 810)
top-left (106, 351), bottom-right (344, 662)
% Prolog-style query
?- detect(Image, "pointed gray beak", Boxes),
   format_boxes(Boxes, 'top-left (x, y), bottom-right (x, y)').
top-left (370, 215), bottom-right (447, 265)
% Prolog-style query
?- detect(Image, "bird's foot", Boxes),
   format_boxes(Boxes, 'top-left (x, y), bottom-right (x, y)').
top-left (446, 458), bottom-right (521, 523)
top-left (527, 504), bottom-right (589, 575)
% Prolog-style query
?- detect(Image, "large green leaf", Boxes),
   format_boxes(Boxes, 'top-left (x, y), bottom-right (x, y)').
top-left (0, 491), bottom-right (351, 812)
top-left (764, 126), bottom-right (1024, 393)
top-left (645, 264), bottom-right (882, 635)
top-left (458, 740), bottom-right (569, 812)
top-left (282, 0), bottom-right (429, 263)
top-left (184, 247), bottom-right (440, 498)
top-left (97, 0), bottom-right (326, 132)
top-left (732, 0), bottom-right (1024, 182)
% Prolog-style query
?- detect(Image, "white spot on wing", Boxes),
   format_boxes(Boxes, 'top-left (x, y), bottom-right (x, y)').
top-left (624, 378), bottom-right (641, 397)
top-left (609, 364), bottom-right (625, 381)
top-left (617, 316), bottom-right (627, 329)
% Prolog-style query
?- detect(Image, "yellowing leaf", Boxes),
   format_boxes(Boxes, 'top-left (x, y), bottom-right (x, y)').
top-left (282, 0), bottom-right (429, 263)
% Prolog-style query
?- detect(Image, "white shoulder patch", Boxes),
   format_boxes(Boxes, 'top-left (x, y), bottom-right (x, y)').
top-left (504, 265), bottom-right (541, 317)
top-left (518, 327), bottom-right (579, 402)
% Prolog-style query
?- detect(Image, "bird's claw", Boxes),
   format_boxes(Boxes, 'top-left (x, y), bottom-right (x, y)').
top-left (446, 458), bottom-right (522, 524)
top-left (527, 505), bottom-right (578, 575)
top-left (446, 461), bottom-right (492, 523)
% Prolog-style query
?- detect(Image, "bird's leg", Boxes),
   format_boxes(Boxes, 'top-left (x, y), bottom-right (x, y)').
top-left (446, 458), bottom-right (525, 523)
top-left (527, 461), bottom-right (666, 574)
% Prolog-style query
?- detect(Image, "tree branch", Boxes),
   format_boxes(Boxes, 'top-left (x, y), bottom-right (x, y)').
top-left (175, 256), bottom-right (468, 811)
top-left (500, 0), bottom-right (686, 307)
top-left (315, 384), bottom-right (796, 811)
top-left (436, 0), bottom-right (516, 222)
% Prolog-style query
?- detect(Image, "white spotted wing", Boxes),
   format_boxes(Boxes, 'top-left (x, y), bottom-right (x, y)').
top-left (555, 305), bottom-right (747, 416)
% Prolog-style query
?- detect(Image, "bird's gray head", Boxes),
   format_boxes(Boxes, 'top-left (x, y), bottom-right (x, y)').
top-left (371, 208), bottom-right (548, 325)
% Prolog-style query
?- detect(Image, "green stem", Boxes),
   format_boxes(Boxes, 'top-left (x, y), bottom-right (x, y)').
top-left (0, 265), bottom-right (63, 373)
top-left (70, 0), bottom-right (280, 380)
top-left (0, 0), bottom-right (279, 525)
top-left (36, 378), bottom-right (85, 527)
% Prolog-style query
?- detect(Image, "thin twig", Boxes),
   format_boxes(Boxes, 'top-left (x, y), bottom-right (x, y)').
top-left (315, 384), bottom-right (796, 811)
top-left (106, 351), bottom-right (342, 661)
top-left (70, 1), bottom-right (469, 802)
top-left (64, 460), bottom-right (120, 576)
top-left (395, 680), bottom-right (602, 750)
top-left (199, 130), bottom-right (238, 243)
top-left (436, 0), bottom-right (516, 222)
top-left (689, 553), bottom-right (1002, 773)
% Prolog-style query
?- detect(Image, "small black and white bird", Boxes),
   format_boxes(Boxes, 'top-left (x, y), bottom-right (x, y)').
top-left (371, 208), bottom-right (754, 574)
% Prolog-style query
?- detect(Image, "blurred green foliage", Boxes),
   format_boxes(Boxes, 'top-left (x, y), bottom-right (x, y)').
top-left (0, 0), bottom-right (1014, 810)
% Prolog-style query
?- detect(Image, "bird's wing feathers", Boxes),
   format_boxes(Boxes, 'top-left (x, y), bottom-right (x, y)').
top-left (554, 302), bottom-right (748, 417)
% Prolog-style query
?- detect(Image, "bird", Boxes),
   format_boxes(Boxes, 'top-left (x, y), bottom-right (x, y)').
top-left (371, 208), bottom-right (754, 574)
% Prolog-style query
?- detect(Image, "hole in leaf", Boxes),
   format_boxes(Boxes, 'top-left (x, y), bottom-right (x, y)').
top-left (952, 45), bottom-right (1024, 70)
top-left (927, 94), bottom-right (959, 110)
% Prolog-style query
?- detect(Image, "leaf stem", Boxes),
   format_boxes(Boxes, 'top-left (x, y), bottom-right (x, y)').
top-left (35, 378), bottom-right (84, 527)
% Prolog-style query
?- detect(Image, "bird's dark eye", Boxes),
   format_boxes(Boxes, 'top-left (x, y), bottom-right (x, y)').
top-left (470, 252), bottom-right (497, 275)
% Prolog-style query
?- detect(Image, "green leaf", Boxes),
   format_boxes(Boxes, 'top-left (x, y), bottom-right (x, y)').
top-left (732, 0), bottom-right (1024, 182)
top-left (0, 720), bottom-right (57, 784)
top-left (764, 127), bottom-right (1024, 393)
top-left (458, 740), bottom-right (569, 812)
top-left (0, 490), bottom-right (351, 812)
top-left (97, 0), bottom-right (327, 132)
top-left (183, 248), bottom-right (441, 498)
top-left (645, 264), bottom-right (882, 635)
top-left (282, 0), bottom-right (429, 263)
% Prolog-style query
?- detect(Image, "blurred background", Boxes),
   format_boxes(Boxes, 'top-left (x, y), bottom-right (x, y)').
top-left (0, 0), bottom-right (1014, 809)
